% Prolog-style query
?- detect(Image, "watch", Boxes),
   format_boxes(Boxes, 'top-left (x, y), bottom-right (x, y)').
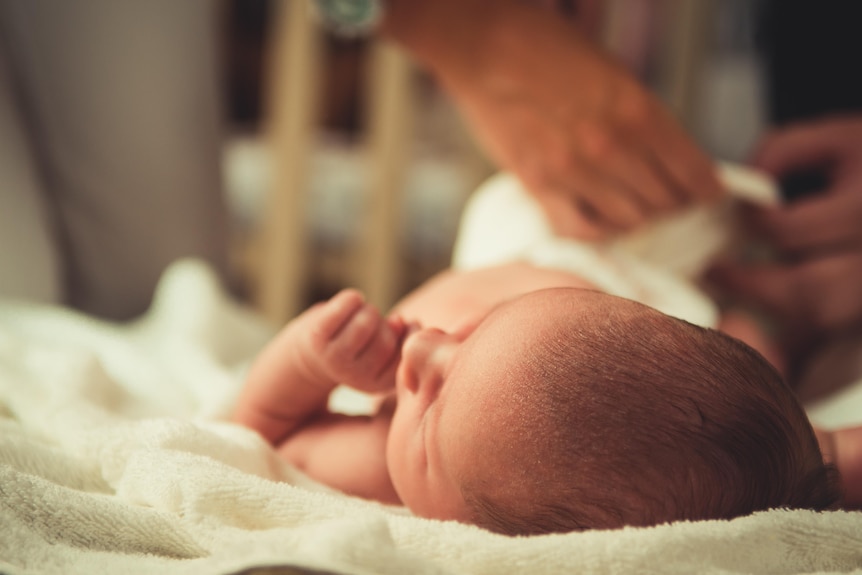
top-left (313, 0), bottom-right (385, 37)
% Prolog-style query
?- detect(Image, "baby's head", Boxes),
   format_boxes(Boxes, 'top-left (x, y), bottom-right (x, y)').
top-left (387, 288), bottom-right (840, 535)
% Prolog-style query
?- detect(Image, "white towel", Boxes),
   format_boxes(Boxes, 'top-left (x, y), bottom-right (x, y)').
top-left (451, 173), bottom-right (730, 328)
top-left (452, 165), bottom-right (780, 330)
top-left (2, 261), bottom-right (862, 575)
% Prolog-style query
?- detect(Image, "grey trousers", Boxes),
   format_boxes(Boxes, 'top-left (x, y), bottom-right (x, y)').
top-left (0, 0), bottom-right (229, 320)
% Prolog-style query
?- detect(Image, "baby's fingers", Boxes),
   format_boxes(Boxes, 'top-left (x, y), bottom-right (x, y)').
top-left (305, 289), bottom-right (406, 391)
top-left (353, 315), bottom-right (408, 392)
top-left (334, 312), bottom-right (406, 393)
top-left (325, 302), bottom-right (385, 363)
top-left (308, 288), bottom-right (366, 343)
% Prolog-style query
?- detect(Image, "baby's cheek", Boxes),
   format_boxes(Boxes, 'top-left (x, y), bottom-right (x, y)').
top-left (385, 406), bottom-right (411, 502)
top-left (386, 404), bottom-right (435, 513)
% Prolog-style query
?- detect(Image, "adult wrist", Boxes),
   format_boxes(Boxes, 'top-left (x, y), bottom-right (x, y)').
top-left (380, 0), bottom-right (592, 104)
top-left (379, 0), bottom-right (513, 83)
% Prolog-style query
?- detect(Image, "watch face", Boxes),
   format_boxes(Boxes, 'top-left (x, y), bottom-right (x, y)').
top-left (318, 0), bottom-right (382, 30)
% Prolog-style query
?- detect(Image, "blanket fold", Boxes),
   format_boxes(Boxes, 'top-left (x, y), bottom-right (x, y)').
top-left (2, 258), bottom-right (861, 574)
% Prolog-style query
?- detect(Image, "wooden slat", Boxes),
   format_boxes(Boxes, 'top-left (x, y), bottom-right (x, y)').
top-left (254, 0), bottom-right (323, 324)
top-left (657, 0), bottom-right (714, 128)
top-left (355, 41), bottom-right (414, 312)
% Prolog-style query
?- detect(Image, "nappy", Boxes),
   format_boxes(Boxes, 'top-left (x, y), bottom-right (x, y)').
top-left (451, 168), bottom-right (777, 329)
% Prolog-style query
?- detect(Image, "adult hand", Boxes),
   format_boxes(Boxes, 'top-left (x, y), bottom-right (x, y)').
top-left (710, 252), bottom-right (862, 339)
top-left (709, 117), bottom-right (862, 338)
top-left (382, 0), bottom-right (725, 239)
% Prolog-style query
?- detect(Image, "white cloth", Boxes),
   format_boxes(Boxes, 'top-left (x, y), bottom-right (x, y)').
top-left (2, 259), bottom-right (862, 575)
top-left (451, 172), bottom-right (739, 328)
top-left (452, 167), bottom-right (780, 329)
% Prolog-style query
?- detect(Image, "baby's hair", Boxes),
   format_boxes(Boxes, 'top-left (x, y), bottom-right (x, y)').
top-left (462, 298), bottom-right (841, 536)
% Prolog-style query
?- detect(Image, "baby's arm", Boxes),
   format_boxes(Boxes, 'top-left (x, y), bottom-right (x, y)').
top-left (233, 289), bottom-right (405, 502)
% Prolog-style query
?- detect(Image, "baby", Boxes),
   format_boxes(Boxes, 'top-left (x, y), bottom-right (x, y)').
top-left (233, 261), bottom-right (840, 535)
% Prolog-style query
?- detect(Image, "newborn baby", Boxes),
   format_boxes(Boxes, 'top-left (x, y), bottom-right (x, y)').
top-left (233, 262), bottom-right (839, 535)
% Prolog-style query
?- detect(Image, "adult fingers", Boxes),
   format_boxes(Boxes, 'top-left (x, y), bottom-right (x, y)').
top-left (520, 145), bottom-right (648, 235)
top-left (563, 157), bottom-right (648, 230)
top-left (710, 252), bottom-right (862, 334)
top-left (637, 101), bottom-right (725, 204)
top-left (794, 252), bottom-right (862, 332)
top-left (576, 116), bottom-right (680, 213)
top-left (749, 186), bottom-right (862, 254)
top-left (751, 120), bottom-right (848, 175)
top-left (708, 261), bottom-right (799, 321)
top-left (532, 188), bottom-right (607, 240)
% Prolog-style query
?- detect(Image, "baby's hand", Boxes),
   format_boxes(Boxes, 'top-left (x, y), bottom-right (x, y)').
top-left (300, 289), bottom-right (406, 394)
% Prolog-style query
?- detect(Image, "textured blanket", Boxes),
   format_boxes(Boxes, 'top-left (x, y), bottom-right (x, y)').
top-left (2, 260), bottom-right (862, 575)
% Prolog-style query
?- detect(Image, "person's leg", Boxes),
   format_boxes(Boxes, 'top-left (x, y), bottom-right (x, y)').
top-left (0, 36), bottom-right (62, 303)
top-left (0, 0), bottom-right (229, 320)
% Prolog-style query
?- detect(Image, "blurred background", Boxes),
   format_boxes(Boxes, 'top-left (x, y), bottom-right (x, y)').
top-left (224, 0), bottom-right (771, 323)
top-left (211, 0), bottom-right (862, 321)
top-left (11, 1), bottom-right (851, 324)
top-left (224, 0), bottom-right (492, 323)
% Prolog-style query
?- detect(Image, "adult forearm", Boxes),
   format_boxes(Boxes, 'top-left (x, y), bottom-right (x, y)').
top-left (381, 0), bottom-right (490, 58)
top-left (380, 0), bottom-right (516, 87)
top-left (380, 0), bottom-right (609, 110)
top-left (382, 0), bottom-right (725, 237)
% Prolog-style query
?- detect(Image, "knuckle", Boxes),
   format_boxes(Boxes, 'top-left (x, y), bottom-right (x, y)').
top-left (634, 174), bottom-right (674, 210)
top-left (323, 342), bottom-right (353, 366)
top-left (353, 305), bottom-right (381, 335)
top-left (307, 328), bottom-right (332, 356)
top-left (577, 122), bottom-right (618, 163)
top-left (332, 309), bottom-right (381, 359)
top-left (377, 328), bottom-right (397, 356)
top-left (617, 91), bottom-right (652, 128)
top-left (650, 188), bottom-right (677, 210)
top-left (675, 161), bottom-right (713, 193)
top-left (363, 337), bottom-right (393, 371)
top-left (589, 188), bottom-right (643, 228)
top-left (613, 202), bottom-right (646, 228)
